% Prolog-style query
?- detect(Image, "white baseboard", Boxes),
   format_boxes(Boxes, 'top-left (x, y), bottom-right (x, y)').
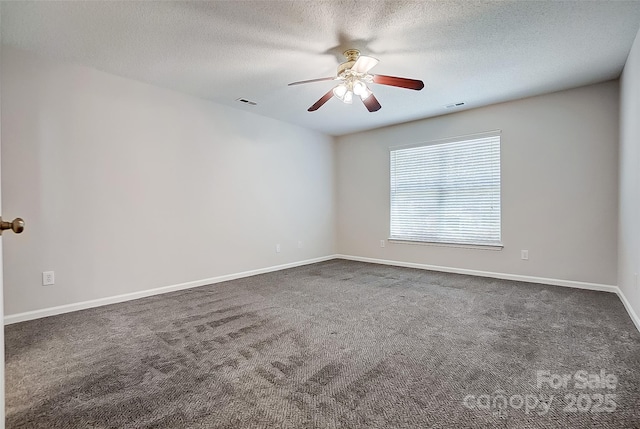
top-left (4, 255), bottom-right (337, 325)
top-left (335, 254), bottom-right (618, 293)
top-left (7, 254), bottom-right (639, 335)
top-left (616, 288), bottom-right (640, 333)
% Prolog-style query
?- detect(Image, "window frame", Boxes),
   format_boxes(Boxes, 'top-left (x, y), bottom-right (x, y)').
top-left (388, 130), bottom-right (503, 250)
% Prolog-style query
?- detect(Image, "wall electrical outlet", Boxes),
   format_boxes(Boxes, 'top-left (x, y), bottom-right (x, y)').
top-left (521, 250), bottom-right (529, 260)
top-left (42, 271), bottom-right (55, 286)
top-left (380, 240), bottom-right (386, 248)
top-left (276, 244), bottom-right (281, 253)
top-left (298, 241), bottom-right (303, 249)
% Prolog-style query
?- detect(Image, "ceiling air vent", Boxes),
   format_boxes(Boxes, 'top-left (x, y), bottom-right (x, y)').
top-left (236, 98), bottom-right (257, 106)
top-left (445, 102), bottom-right (465, 109)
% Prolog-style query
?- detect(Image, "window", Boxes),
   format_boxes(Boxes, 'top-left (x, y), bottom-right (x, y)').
top-left (389, 132), bottom-right (501, 247)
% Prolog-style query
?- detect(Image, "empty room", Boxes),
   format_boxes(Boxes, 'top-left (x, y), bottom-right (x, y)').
top-left (1, 1), bottom-right (640, 428)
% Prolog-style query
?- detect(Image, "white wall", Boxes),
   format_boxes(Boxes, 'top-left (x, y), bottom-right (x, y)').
top-left (336, 81), bottom-right (619, 286)
top-left (1, 46), bottom-right (335, 316)
top-left (619, 27), bottom-right (640, 318)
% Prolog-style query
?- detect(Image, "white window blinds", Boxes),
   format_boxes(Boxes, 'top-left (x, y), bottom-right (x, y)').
top-left (390, 133), bottom-right (501, 246)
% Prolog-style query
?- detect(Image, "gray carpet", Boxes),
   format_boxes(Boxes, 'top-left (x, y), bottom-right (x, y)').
top-left (5, 259), bottom-right (640, 428)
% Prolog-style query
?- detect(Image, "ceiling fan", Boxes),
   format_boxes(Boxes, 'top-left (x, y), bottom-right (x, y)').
top-left (288, 49), bottom-right (424, 112)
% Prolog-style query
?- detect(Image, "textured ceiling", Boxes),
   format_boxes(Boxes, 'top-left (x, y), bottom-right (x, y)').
top-left (2, 1), bottom-right (640, 136)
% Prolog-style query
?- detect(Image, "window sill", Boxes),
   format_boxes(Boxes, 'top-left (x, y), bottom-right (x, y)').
top-left (387, 239), bottom-right (504, 251)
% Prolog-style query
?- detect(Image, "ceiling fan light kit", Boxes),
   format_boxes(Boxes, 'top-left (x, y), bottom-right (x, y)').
top-left (332, 76), bottom-right (373, 104)
top-left (288, 49), bottom-right (424, 113)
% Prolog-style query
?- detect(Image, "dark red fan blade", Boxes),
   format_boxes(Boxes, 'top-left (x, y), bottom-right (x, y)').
top-left (362, 94), bottom-right (382, 112)
top-left (308, 89), bottom-right (335, 111)
top-left (288, 77), bottom-right (336, 86)
top-left (372, 74), bottom-right (424, 90)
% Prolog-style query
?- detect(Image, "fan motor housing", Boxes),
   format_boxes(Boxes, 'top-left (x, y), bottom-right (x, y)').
top-left (337, 61), bottom-right (356, 75)
top-left (337, 49), bottom-right (361, 76)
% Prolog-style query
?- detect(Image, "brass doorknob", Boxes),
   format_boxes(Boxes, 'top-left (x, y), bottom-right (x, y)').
top-left (0, 217), bottom-right (25, 235)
